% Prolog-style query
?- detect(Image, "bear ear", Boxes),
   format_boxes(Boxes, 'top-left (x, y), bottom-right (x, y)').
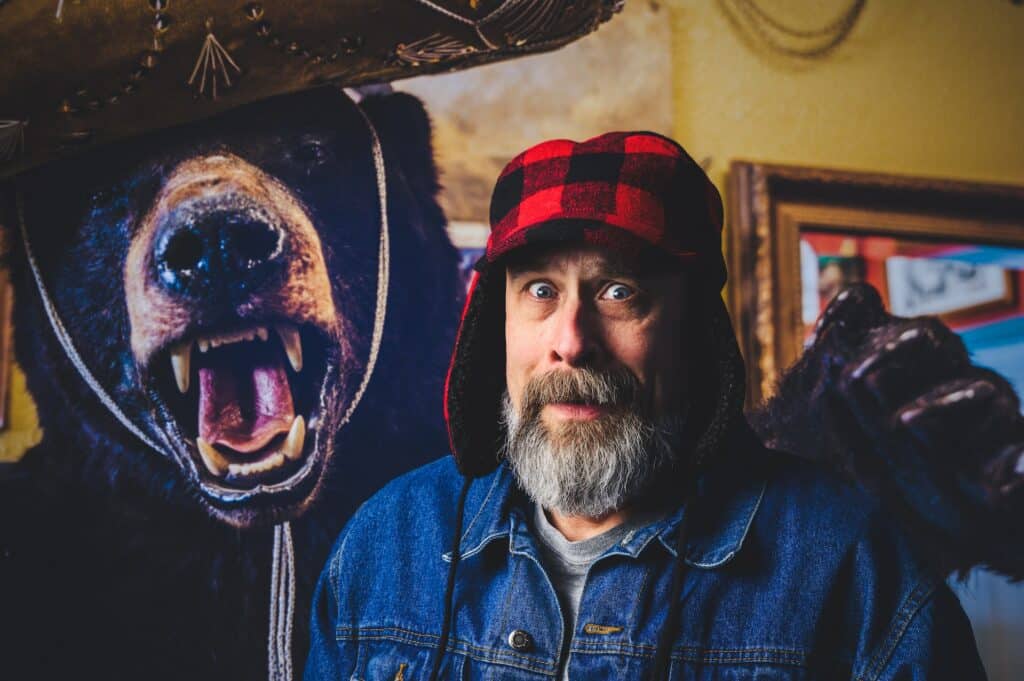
top-left (358, 91), bottom-right (441, 205)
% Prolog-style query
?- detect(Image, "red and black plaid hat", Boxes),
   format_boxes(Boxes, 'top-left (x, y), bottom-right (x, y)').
top-left (481, 131), bottom-right (726, 289)
top-left (445, 132), bottom-right (743, 478)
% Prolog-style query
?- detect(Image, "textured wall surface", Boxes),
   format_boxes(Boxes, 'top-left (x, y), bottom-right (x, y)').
top-left (669, 0), bottom-right (1024, 189)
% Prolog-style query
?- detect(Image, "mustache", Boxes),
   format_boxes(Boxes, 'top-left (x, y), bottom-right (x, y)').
top-left (518, 366), bottom-right (642, 419)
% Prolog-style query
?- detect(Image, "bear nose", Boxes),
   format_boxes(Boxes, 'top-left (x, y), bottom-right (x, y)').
top-left (154, 210), bottom-right (285, 299)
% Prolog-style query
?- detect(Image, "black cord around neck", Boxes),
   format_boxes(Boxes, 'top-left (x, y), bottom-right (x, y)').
top-left (650, 489), bottom-right (693, 680)
top-left (428, 477), bottom-right (473, 681)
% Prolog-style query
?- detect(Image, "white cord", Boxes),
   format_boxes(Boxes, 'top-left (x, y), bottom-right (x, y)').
top-left (268, 522), bottom-right (296, 681)
top-left (266, 102), bottom-right (392, 681)
top-left (16, 193), bottom-right (171, 457)
top-left (340, 104), bottom-right (391, 430)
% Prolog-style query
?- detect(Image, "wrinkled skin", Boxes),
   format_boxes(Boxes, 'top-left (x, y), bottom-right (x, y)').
top-left (750, 283), bottom-right (1024, 580)
top-left (0, 88), bottom-right (462, 679)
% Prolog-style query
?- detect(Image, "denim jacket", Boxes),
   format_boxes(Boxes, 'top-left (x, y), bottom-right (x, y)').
top-left (305, 447), bottom-right (984, 680)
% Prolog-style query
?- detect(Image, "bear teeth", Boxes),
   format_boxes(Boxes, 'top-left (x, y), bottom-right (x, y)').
top-left (275, 324), bottom-right (303, 373)
top-left (197, 325), bottom-right (270, 353)
top-left (170, 340), bottom-right (192, 394)
top-left (195, 416), bottom-right (305, 479)
top-left (228, 453), bottom-right (286, 479)
top-left (282, 415), bottom-right (306, 461)
top-left (197, 437), bottom-right (230, 476)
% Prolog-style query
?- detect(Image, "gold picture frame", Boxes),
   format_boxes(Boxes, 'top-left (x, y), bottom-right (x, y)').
top-left (726, 162), bottom-right (1024, 407)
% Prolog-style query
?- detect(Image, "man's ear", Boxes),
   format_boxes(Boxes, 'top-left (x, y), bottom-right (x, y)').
top-left (358, 92), bottom-right (442, 210)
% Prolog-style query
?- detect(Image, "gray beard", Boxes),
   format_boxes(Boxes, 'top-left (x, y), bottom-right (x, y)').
top-left (501, 391), bottom-right (682, 518)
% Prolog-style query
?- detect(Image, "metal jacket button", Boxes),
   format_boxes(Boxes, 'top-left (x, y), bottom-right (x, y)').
top-left (507, 629), bottom-right (533, 651)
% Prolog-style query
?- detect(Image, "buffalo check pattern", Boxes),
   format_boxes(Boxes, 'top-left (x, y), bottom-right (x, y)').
top-left (483, 131), bottom-right (726, 288)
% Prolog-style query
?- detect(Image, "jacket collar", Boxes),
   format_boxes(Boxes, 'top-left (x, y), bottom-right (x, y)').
top-left (442, 451), bottom-right (767, 569)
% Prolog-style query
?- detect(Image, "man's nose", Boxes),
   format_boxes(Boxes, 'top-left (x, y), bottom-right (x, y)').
top-left (549, 298), bottom-right (600, 367)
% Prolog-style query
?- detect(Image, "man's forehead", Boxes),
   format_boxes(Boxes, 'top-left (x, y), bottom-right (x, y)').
top-left (504, 243), bottom-right (660, 279)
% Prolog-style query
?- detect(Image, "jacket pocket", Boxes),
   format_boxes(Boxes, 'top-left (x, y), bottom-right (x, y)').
top-left (356, 639), bottom-right (464, 681)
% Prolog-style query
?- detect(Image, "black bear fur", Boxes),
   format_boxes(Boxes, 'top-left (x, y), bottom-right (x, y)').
top-left (749, 283), bottom-right (1024, 581)
top-left (0, 87), bottom-right (462, 680)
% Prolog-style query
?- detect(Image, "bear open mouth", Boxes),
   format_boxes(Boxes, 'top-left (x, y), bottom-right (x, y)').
top-left (148, 322), bottom-right (333, 500)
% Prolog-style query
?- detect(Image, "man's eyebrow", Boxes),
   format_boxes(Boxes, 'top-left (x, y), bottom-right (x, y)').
top-left (506, 253), bottom-right (565, 277)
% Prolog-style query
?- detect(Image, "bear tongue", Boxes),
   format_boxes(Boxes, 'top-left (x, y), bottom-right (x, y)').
top-left (198, 358), bottom-right (295, 454)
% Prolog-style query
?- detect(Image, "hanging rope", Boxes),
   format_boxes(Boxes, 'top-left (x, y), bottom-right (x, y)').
top-left (268, 522), bottom-right (297, 681)
top-left (264, 97), bottom-right (393, 681)
top-left (718, 0), bottom-right (867, 59)
top-left (17, 193), bottom-right (171, 457)
top-left (340, 103), bottom-right (391, 432)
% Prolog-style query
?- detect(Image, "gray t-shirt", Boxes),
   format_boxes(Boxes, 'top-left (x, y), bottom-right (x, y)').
top-left (532, 503), bottom-right (665, 680)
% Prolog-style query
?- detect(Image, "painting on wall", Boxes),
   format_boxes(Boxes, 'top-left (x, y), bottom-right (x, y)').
top-left (885, 255), bottom-right (1015, 319)
top-left (727, 161), bottom-right (1024, 407)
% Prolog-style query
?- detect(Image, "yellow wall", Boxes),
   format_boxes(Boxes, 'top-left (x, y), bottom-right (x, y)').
top-left (0, 360), bottom-right (41, 462)
top-left (668, 0), bottom-right (1024, 190)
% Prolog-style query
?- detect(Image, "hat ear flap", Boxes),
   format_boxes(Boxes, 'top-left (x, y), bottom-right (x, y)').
top-left (445, 266), bottom-right (508, 477)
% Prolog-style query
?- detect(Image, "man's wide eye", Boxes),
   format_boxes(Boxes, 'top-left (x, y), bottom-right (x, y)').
top-left (527, 282), bottom-right (556, 299)
top-left (601, 283), bottom-right (634, 301)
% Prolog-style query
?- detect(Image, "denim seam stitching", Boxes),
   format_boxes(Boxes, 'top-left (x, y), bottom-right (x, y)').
top-left (336, 626), bottom-right (559, 674)
top-left (441, 469), bottom-right (504, 561)
top-left (855, 577), bottom-right (937, 681)
top-left (443, 531), bottom-right (508, 562)
top-left (462, 468), bottom-right (503, 539)
top-left (567, 642), bottom-right (808, 665)
top-left (570, 640), bottom-right (808, 655)
top-left (688, 481), bottom-right (768, 569)
top-left (327, 529), bottom-right (352, 621)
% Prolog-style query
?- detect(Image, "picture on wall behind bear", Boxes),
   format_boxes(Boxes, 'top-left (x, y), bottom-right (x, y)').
top-left (801, 233), bottom-right (1024, 403)
top-left (727, 160), bottom-right (1024, 407)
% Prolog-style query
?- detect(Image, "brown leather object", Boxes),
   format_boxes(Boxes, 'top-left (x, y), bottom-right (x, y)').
top-left (0, 0), bottom-right (623, 178)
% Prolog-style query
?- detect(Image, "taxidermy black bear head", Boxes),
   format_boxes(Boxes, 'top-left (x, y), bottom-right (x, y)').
top-left (7, 87), bottom-right (461, 529)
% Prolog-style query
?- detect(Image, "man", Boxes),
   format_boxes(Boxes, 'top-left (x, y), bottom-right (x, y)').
top-left (305, 132), bottom-right (985, 680)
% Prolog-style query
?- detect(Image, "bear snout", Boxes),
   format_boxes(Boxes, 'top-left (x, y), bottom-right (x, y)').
top-left (126, 152), bottom-right (339, 369)
top-left (153, 198), bottom-right (287, 300)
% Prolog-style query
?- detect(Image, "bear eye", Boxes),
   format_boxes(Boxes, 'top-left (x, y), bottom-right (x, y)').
top-left (293, 138), bottom-right (330, 169)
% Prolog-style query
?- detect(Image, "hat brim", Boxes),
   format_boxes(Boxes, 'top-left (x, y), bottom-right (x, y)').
top-left (0, 0), bottom-right (619, 179)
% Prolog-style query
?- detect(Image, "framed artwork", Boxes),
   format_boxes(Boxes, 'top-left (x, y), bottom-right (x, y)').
top-left (727, 162), bottom-right (1024, 407)
top-left (885, 256), bottom-right (1015, 319)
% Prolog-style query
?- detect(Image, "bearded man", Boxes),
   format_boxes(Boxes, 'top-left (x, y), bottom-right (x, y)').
top-left (305, 133), bottom-right (985, 680)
